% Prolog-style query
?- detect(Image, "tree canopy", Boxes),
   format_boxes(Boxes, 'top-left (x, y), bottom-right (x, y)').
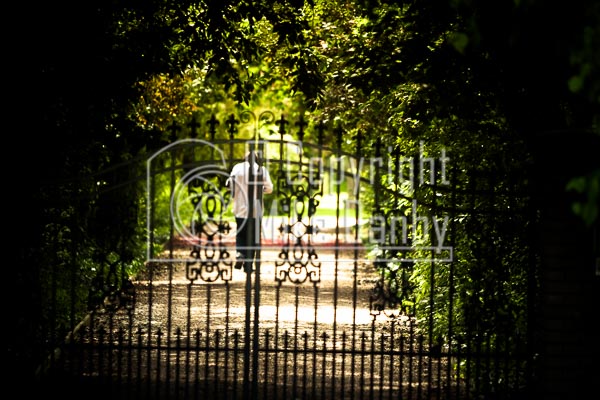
top-left (9, 0), bottom-right (599, 387)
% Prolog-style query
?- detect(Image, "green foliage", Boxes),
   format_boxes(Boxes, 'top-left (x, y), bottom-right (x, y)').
top-left (566, 169), bottom-right (600, 227)
top-left (17, 0), bottom-right (599, 393)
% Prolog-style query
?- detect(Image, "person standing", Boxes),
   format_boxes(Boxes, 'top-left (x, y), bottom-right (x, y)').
top-left (227, 150), bottom-right (273, 272)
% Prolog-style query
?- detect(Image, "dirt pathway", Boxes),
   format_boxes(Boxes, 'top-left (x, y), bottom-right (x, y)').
top-left (119, 246), bottom-right (398, 343)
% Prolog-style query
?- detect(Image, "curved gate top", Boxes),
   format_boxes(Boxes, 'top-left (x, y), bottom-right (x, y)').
top-left (146, 113), bottom-right (376, 281)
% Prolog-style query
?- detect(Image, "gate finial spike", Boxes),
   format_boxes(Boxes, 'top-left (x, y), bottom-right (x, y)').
top-left (168, 120), bottom-right (181, 142)
top-left (317, 120), bottom-right (325, 146)
top-left (335, 125), bottom-right (343, 151)
top-left (295, 115), bottom-right (307, 142)
top-left (188, 116), bottom-right (201, 138)
top-left (277, 114), bottom-right (288, 137)
top-left (355, 130), bottom-right (362, 155)
top-left (226, 114), bottom-right (239, 138)
top-left (207, 114), bottom-right (220, 139)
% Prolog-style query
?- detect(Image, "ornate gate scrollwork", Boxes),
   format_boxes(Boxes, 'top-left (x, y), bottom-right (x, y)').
top-left (172, 165), bottom-right (233, 283)
top-left (368, 140), bottom-right (417, 319)
top-left (369, 257), bottom-right (415, 319)
top-left (274, 116), bottom-right (323, 285)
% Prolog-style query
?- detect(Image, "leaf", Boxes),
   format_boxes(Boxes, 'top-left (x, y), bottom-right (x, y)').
top-left (568, 75), bottom-right (584, 93)
top-left (566, 175), bottom-right (586, 193)
top-left (566, 169), bottom-right (600, 226)
top-left (448, 32), bottom-right (469, 55)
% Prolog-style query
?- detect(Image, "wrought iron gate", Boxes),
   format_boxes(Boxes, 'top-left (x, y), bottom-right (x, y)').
top-left (43, 111), bottom-right (534, 399)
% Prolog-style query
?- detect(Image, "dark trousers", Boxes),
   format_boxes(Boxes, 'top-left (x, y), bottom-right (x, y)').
top-left (236, 217), bottom-right (260, 270)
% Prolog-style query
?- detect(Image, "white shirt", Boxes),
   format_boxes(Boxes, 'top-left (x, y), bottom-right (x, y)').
top-left (227, 161), bottom-right (273, 218)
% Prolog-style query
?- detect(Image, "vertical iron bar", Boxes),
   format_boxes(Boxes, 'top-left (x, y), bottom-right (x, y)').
top-left (312, 286), bottom-right (319, 399)
top-left (157, 329), bottom-right (163, 399)
top-left (408, 323), bottom-right (414, 400)
top-left (234, 330), bottom-right (240, 400)
top-left (243, 213), bottom-right (253, 399)
top-left (404, 325), bottom-right (410, 400)
top-left (360, 332), bottom-right (366, 400)
top-left (166, 136), bottom-right (177, 400)
top-left (370, 324), bottom-right (376, 400)
top-left (127, 312), bottom-right (133, 396)
top-left (352, 131), bottom-right (363, 400)
top-left (293, 286), bottom-right (300, 398)
top-left (194, 329), bottom-right (200, 400)
top-left (215, 330), bottom-right (221, 399)
top-left (108, 312), bottom-right (115, 391)
top-left (465, 169), bottom-right (476, 399)
top-left (225, 282), bottom-right (231, 392)
top-left (465, 331), bottom-right (472, 396)
top-left (446, 163), bottom-right (457, 399)
top-left (264, 330), bottom-right (271, 400)
top-left (135, 327), bottom-right (143, 400)
top-left (332, 126), bottom-right (343, 399)
top-left (321, 332), bottom-right (327, 400)
top-left (313, 121), bottom-right (324, 400)
top-left (146, 274), bottom-right (154, 397)
top-left (68, 235), bottom-right (77, 380)
top-left (148, 149), bottom-right (156, 261)
top-left (252, 145), bottom-right (262, 400)
top-left (174, 329), bottom-right (181, 400)
top-left (252, 267), bottom-right (260, 399)
top-left (341, 331), bottom-right (347, 399)
top-left (185, 283), bottom-right (194, 399)
top-left (98, 328), bottom-right (105, 388)
top-left (144, 156), bottom-right (155, 400)
top-left (475, 333), bottom-right (483, 395)
top-left (274, 117), bottom-right (286, 400)
top-left (284, 331), bottom-right (289, 397)
top-left (303, 331), bottom-right (308, 399)
top-left (430, 162), bottom-right (437, 399)
top-left (273, 285), bottom-right (281, 400)
top-left (116, 328), bottom-right (124, 395)
top-left (378, 331), bottom-right (384, 400)
top-left (388, 321), bottom-right (395, 400)
top-left (183, 282), bottom-right (193, 397)
top-left (205, 285), bottom-right (212, 396)
top-left (456, 336), bottom-right (462, 399)
top-left (417, 334), bottom-right (424, 399)
top-left (242, 262), bottom-right (252, 400)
